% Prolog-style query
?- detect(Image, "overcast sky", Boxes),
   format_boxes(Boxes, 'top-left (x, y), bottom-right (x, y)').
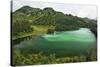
top-left (12, 0), bottom-right (97, 19)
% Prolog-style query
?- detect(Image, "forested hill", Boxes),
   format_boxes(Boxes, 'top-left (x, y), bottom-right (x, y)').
top-left (12, 6), bottom-right (97, 37)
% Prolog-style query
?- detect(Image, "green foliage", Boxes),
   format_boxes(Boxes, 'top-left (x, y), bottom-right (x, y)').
top-left (55, 24), bottom-right (79, 31)
top-left (12, 19), bottom-right (33, 36)
top-left (12, 49), bottom-right (97, 66)
top-left (47, 28), bottom-right (55, 34)
top-left (12, 6), bottom-right (97, 37)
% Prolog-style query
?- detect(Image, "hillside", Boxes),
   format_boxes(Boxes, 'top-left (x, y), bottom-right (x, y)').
top-left (12, 6), bottom-right (97, 37)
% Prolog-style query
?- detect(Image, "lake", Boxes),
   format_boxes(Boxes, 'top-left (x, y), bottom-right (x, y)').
top-left (14, 28), bottom-right (96, 56)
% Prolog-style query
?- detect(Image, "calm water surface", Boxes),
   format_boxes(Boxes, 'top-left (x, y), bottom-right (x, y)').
top-left (14, 28), bottom-right (96, 56)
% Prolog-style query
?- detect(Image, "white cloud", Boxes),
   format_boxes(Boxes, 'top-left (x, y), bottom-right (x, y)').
top-left (77, 6), bottom-right (97, 19)
top-left (12, 0), bottom-right (97, 19)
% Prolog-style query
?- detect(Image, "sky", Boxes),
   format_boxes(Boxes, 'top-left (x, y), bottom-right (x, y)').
top-left (12, 0), bottom-right (97, 19)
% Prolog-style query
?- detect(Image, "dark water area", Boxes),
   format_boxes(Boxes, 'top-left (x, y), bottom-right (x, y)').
top-left (12, 35), bottom-right (33, 45)
top-left (13, 28), bottom-right (97, 56)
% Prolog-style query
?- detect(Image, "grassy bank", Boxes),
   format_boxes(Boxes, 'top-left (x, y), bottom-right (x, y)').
top-left (12, 25), bottom-right (55, 40)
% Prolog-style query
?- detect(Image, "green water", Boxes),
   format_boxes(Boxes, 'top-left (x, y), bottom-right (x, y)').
top-left (43, 28), bottom-right (95, 42)
top-left (15, 28), bottom-right (96, 56)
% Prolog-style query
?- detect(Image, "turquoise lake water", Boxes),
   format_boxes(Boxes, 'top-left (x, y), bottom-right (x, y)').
top-left (15, 28), bottom-right (96, 56)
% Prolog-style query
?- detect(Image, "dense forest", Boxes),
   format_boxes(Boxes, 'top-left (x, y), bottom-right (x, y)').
top-left (12, 6), bottom-right (97, 38)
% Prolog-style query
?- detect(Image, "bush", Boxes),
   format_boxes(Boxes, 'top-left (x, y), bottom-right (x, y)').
top-left (47, 28), bottom-right (55, 34)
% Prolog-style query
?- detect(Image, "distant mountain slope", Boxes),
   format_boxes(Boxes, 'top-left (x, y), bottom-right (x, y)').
top-left (12, 6), bottom-right (97, 37)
